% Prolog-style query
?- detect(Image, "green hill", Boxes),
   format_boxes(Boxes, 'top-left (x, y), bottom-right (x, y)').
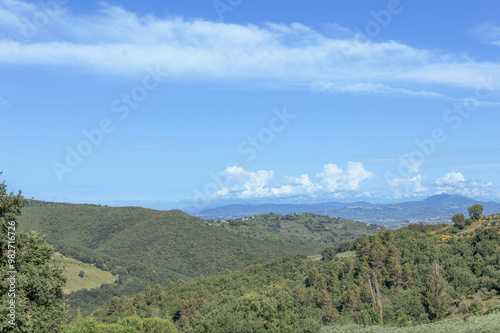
top-left (211, 213), bottom-right (384, 248)
top-left (18, 201), bottom-right (382, 318)
top-left (76, 213), bottom-right (500, 332)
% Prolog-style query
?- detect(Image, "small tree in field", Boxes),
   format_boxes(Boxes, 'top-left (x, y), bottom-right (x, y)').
top-left (467, 204), bottom-right (484, 221)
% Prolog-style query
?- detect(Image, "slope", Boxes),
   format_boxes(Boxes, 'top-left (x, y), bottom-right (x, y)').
top-left (210, 213), bottom-right (384, 250)
top-left (18, 201), bottom-right (318, 282)
top-left (86, 212), bottom-right (500, 332)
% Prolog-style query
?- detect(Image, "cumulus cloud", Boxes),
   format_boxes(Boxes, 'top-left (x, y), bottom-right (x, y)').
top-left (214, 162), bottom-right (374, 200)
top-left (435, 171), bottom-right (466, 186)
top-left (317, 162), bottom-right (374, 192)
top-left (210, 166), bottom-right (497, 202)
top-left (216, 166), bottom-right (275, 199)
top-left (434, 171), bottom-right (494, 198)
top-left (388, 175), bottom-right (427, 198)
top-left (0, 1), bottom-right (499, 96)
top-left (388, 171), bottom-right (496, 200)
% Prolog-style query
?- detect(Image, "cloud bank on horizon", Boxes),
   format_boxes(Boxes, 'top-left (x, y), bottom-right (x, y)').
top-left (1, 1), bottom-right (500, 100)
top-left (200, 163), bottom-right (497, 203)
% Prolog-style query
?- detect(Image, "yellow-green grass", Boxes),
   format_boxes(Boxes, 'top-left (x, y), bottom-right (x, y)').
top-left (54, 253), bottom-right (117, 294)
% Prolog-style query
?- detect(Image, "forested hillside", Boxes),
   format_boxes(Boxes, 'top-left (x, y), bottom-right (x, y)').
top-left (68, 213), bottom-right (500, 332)
top-left (207, 213), bottom-right (383, 250)
top-left (18, 201), bottom-right (382, 318)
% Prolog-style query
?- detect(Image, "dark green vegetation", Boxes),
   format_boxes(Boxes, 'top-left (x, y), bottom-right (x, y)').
top-left (79, 212), bottom-right (500, 332)
top-left (209, 213), bottom-right (384, 251)
top-left (0, 175), bottom-right (67, 332)
top-left (17, 201), bottom-right (382, 320)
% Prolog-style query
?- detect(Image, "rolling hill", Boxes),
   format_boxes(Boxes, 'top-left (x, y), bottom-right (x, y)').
top-left (76, 212), bottom-right (500, 332)
top-left (208, 213), bottom-right (384, 249)
top-left (17, 200), bottom-right (383, 317)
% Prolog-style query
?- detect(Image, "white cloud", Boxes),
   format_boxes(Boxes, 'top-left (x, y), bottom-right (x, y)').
top-left (388, 175), bottom-right (427, 198)
top-left (434, 172), bottom-right (494, 198)
top-left (214, 162), bottom-right (374, 200)
top-left (211, 167), bottom-right (497, 203)
top-left (317, 162), bottom-right (374, 192)
top-left (388, 171), bottom-right (497, 200)
top-left (1, 1), bottom-right (500, 97)
top-left (217, 166), bottom-right (275, 199)
top-left (436, 171), bottom-right (466, 186)
top-left (314, 82), bottom-right (448, 99)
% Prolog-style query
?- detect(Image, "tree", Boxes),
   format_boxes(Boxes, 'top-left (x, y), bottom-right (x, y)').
top-left (0, 173), bottom-right (67, 332)
top-left (422, 260), bottom-right (450, 321)
top-left (467, 204), bottom-right (484, 221)
top-left (78, 270), bottom-right (85, 278)
top-left (451, 213), bottom-right (466, 229)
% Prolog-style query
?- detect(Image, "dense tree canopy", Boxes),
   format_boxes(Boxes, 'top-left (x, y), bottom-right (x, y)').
top-left (451, 213), bottom-right (465, 229)
top-left (74, 214), bottom-right (500, 331)
top-left (468, 204), bottom-right (484, 220)
top-left (0, 174), bottom-right (67, 332)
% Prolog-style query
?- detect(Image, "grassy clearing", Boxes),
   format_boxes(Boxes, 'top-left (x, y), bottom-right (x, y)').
top-left (54, 253), bottom-right (117, 294)
top-left (336, 250), bottom-right (357, 259)
top-left (321, 311), bottom-right (500, 333)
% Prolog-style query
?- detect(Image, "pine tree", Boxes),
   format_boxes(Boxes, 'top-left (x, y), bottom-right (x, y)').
top-left (422, 260), bottom-right (450, 321)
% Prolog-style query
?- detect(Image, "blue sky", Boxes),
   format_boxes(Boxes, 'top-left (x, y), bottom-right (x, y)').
top-left (1, 0), bottom-right (500, 212)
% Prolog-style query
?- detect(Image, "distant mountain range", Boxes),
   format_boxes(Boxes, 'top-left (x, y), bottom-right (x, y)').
top-left (194, 194), bottom-right (500, 224)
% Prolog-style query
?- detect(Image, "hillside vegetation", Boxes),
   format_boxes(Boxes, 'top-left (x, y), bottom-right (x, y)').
top-left (208, 213), bottom-right (384, 251)
top-left (72, 212), bottom-right (500, 332)
top-left (18, 201), bottom-right (382, 318)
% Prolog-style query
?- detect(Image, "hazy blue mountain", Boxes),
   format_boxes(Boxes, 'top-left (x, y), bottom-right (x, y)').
top-left (194, 194), bottom-right (500, 224)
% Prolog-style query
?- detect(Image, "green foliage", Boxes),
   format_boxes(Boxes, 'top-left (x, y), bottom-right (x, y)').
top-left (422, 260), bottom-right (451, 321)
top-left (79, 270), bottom-right (86, 278)
top-left (19, 202), bottom-right (332, 316)
top-left (468, 204), bottom-right (484, 220)
top-left (18, 203), bottom-right (384, 318)
top-left (217, 213), bottom-right (383, 251)
top-left (451, 213), bottom-right (465, 229)
top-left (79, 217), bottom-right (500, 331)
top-left (65, 316), bottom-right (178, 333)
top-left (321, 310), bottom-right (500, 332)
top-left (0, 174), bottom-right (67, 332)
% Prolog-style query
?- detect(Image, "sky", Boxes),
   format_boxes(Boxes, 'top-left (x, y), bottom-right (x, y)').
top-left (1, 0), bottom-right (500, 212)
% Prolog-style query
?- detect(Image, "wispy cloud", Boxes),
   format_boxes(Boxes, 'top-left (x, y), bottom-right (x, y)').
top-left (471, 21), bottom-right (500, 46)
top-left (1, 1), bottom-right (500, 99)
top-left (313, 82), bottom-right (449, 99)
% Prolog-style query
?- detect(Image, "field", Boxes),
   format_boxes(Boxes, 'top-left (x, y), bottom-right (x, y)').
top-left (54, 253), bottom-right (117, 294)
